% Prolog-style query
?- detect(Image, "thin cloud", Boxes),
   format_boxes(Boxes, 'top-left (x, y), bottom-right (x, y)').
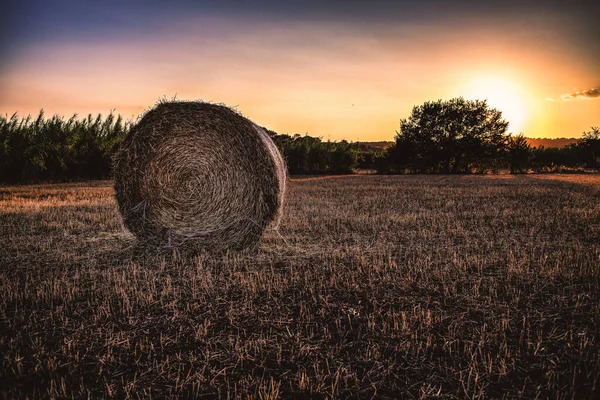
top-left (561, 87), bottom-right (600, 100)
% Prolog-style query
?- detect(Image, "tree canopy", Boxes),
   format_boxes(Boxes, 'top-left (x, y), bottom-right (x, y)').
top-left (0, 108), bottom-right (598, 184)
top-left (390, 98), bottom-right (510, 173)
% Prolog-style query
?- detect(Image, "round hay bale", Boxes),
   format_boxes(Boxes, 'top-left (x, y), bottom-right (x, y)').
top-left (113, 101), bottom-right (286, 251)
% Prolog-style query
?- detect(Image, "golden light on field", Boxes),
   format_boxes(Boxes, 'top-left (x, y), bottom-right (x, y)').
top-left (462, 75), bottom-right (529, 134)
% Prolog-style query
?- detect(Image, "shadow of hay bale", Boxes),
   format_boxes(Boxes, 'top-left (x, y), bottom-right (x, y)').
top-left (113, 100), bottom-right (286, 253)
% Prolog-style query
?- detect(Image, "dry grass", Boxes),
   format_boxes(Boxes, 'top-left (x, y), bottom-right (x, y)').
top-left (1, 174), bottom-right (599, 399)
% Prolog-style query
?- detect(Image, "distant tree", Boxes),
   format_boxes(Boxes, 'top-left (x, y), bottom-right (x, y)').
top-left (357, 149), bottom-right (385, 170)
top-left (271, 133), bottom-right (358, 174)
top-left (0, 111), bottom-right (130, 183)
top-left (388, 133), bottom-right (417, 173)
top-left (531, 144), bottom-right (585, 172)
top-left (580, 127), bottom-right (600, 171)
top-left (329, 140), bottom-right (359, 173)
top-left (373, 150), bottom-right (393, 174)
top-left (506, 134), bottom-right (532, 173)
top-left (390, 97), bottom-right (509, 173)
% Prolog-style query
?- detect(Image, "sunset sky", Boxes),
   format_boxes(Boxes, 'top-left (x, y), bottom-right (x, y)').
top-left (1, 0), bottom-right (598, 141)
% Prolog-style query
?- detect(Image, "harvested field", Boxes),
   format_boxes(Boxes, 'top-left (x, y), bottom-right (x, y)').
top-left (1, 175), bottom-right (599, 398)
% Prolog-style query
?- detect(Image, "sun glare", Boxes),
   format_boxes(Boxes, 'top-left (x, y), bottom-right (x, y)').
top-left (462, 76), bottom-right (529, 134)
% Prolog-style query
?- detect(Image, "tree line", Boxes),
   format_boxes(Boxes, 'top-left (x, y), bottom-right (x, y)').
top-left (268, 130), bottom-right (359, 174)
top-left (0, 111), bottom-right (129, 183)
top-left (378, 98), bottom-right (600, 174)
top-left (0, 99), bottom-right (598, 183)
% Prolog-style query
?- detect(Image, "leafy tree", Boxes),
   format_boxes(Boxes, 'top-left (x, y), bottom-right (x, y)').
top-left (390, 98), bottom-right (509, 173)
top-left (580, 127), bottom-right (600, 171)
top-left (0, 111), bottom-right (130, 183)
top-left (506, 134), bottom-right (532, 173)
top-left (373, 150), bottom-right (393, 174)
top-left (531, 145), bottom-right (585, 172)
top-left (329, 140), bottom-right (359, 173)
top-left (4, 107), bottom-right (597, 182)
top-left (272, 133), bottom-right (358, 174)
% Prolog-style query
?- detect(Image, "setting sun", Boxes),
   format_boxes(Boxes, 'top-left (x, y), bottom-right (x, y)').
top-left (2, 1), bottom-right (600, 398)
top-left (462, 76), bottom-right (529, 134)
top-left (1, 0), bottom-right (598, 140)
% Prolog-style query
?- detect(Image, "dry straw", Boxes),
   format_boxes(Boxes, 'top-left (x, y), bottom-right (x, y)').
top-left (113, 101), bottom-right (286, 251)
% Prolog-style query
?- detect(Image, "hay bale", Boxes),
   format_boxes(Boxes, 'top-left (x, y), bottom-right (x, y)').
top-left (113, 101), bottom-right (286, 251)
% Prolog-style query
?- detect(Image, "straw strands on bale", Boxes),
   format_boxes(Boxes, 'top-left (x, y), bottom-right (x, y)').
top-left (113, 101), bottom-right (286, 252)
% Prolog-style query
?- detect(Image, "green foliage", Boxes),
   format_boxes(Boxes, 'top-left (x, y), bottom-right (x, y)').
top-left (528, 131), bottom-right (600, 173)
top-left (530, 145), bottom-right (583, 173)
top-left (0, 107), bottom-right (597, 183)
top-left (389, 98), bottom-right (509, 173)
top-left (580, 127), bottom-right (600, 171)
top-left (0, 111), bottom-right (130, 183)
top-left (272, 133), bottom-right (359, 174)
top-left (0, 114), bottom-right (361, 183)
top-left (386, 98), bottom-right (599, 174)
top-left (509, 132), bottom-right (600, 173)
top-left (506, 134), bottom-right (532, 174)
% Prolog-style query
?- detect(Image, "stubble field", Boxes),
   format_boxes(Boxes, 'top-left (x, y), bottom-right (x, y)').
top-left (1, 174), bottom-right (599, 399)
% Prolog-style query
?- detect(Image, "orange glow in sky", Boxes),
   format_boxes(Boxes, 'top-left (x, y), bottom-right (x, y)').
top-left (460, 75), bottom-right (531, 134)
top-left (1, 13), bottom-right (598, 141)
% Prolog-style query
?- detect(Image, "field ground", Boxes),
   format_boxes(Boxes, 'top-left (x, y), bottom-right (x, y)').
top-left (1, 174), bottom-right (599, 399)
